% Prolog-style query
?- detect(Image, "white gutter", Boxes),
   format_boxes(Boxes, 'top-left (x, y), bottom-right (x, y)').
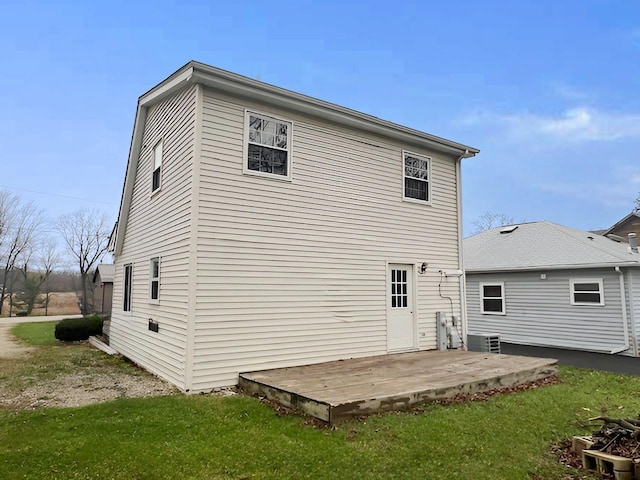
top-left (628, 270), bottom-right (640, 357)
top-left (466, 261), bottom-right (640, 274)
top-left (456, 149), bottom-right (475, 348)
top-left (611, 266), bottom-right (631, 354)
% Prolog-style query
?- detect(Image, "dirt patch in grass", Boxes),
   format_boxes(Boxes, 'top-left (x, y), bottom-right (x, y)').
top-left (1, 366), bottom-right (177, 410)
top-left (0, 323), bottom-right (33, 359)
top-left (0, 322), bottom-right (177, 411)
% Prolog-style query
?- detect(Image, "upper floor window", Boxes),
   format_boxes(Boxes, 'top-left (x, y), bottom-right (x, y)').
top-left (570, 279), bottom-right (604, 306)
top-left (480, 282), bottom-right (505, 315)
top-left (152, 141), bottom-right (163, 193)
top-left (244, 111), bottom-right (292, 180)
top-left (403, 151), bottom-right (431, 204)
top-left (149, 257), bottom-right (160, 302)
top-left (123, 264), bottom-right (133, 312)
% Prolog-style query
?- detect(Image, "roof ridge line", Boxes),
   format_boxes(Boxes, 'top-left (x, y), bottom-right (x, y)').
top-left (546, 221), bottom-right (638, 263)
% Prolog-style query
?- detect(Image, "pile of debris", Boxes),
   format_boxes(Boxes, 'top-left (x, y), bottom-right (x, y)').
top-left (572, 416), bottom-right (640, 479)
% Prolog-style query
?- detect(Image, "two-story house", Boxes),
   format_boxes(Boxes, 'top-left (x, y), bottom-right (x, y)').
top-left (109, 61), bottom-right (479, 392)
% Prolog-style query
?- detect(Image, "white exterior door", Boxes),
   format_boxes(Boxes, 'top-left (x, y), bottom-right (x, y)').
top-left (387, 264), bottom-right (416, 352)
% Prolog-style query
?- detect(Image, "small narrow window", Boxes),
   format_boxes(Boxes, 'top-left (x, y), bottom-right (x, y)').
top-left (123, 264), bottom-right (133, 312)
top-left (149, 257), bottom-right (160, 302)
top-left (152, 141), bottom-right (163, 192)
top-left (244, 111), bottom-right (292, 180)
top-left (570, 279), bottom-right (604, 306)
top-left (403, 151), bottom-right (431, 203)
top-left (480, 283), bottom-right (505, 315)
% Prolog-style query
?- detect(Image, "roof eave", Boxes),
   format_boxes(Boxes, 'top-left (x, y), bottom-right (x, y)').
top-left (465, 261), bottom-right (640, 274)
top-left (113, 61), bottom-right (479, 254)
top-left (604, 212), bottom-right (640, 236)
top-left (189, 62), bottom-right (479, 157)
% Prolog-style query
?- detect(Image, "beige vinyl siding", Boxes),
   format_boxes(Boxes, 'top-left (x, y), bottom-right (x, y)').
top-left (466, 269), bottom-right (631, 355)
top-left (191, 89), bottom-right (462, 390)
top-left (110, 85), bottom-right (197, 389)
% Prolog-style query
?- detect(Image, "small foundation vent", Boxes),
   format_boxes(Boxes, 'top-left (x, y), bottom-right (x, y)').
top-left (467, 334), bottom-right (501, 354)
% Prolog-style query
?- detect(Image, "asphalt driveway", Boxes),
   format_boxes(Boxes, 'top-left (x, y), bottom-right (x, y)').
top-left (501, 343), bottom-right (640, 376)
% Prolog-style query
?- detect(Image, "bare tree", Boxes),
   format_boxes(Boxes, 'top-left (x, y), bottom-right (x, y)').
top-left (0, 191), bottom-right (45, 314)
top-left (634, 193), bottom-right (640, 214)
top-left (16, 238), bottom-right (61, 315)
top-left (55, 208), bottom-right (111, 315)
top-left (38, 238), bottom-right (62, 315)
top-left (472, 212), bottom-right (515, 234)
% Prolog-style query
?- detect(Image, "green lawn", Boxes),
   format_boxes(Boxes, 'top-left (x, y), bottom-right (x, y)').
top-left (2, 325), bottom-right (636, 479)
top-left (12, 321), bottom-right (62, 346)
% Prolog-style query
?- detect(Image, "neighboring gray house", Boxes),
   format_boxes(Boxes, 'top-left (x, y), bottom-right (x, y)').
top-left (465, 221), bottom-right (640, 356)
top-left (108, 61), bottom-right (479, 393)
top-left (603, 212), bottom-right (640, 242)
top-left (92, 264), bottom-right (114, 316)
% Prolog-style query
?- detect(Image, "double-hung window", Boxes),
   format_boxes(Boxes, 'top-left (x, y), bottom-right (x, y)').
top-left (570, 279), bottom-right (604, 306)
top-left (123, 264), bottom-right (133, 312)
top-left (480, 282), bottom-right (505, 315)
top-left (244, 111), bottom-right (292, 180)
top-left (152, 141), bottom-right (163, 193)
top-left (149, 257), bottom-right (160, 302)
top-left (403, 151), bottom-right (431, 203)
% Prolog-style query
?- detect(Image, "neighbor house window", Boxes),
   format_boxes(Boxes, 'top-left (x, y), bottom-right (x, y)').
top-left (149, 257), bottom-right (160, 302)
top-left (152, 141), bottom-right (163, 192)
top-left (403, 151), bottom-right (431, 203)
top-left (244, 111), bottom-right (292, 180)
top-left (123, 264), bottom-right (133, 312)
top-left (570, 279), bottom-right (604, 306)
top-left (480, 282), bottom-right (505, 315)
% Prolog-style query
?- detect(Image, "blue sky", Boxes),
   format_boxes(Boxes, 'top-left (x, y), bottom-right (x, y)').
top-left (1, 0), bottom-right (639, 236)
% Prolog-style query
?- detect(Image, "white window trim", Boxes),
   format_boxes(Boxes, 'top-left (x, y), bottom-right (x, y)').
top-left (151, 140), bottom-right (163, 196)
top-left (123, 263), bottom-right (133, 314)
top-left (570, 278), bottom-right (605, 306)
top-left (242, 109), bottom-right (293, 182)
top-left (149, 257), bottom-right (160, 304)
top-left (402, 150), bottom-right (432, 205)
top-left (479, 282), bottom-right (506, 315)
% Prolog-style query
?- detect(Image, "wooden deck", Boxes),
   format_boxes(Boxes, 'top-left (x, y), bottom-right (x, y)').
top-left (239, 350), bottom-right (558, 423)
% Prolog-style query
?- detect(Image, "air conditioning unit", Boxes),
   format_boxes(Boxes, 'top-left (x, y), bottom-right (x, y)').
top-left (467, 333), bottom-right (501, 354)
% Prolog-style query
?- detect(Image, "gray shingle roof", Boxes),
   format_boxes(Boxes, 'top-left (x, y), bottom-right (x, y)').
top-left (94, 264), bottom-right (115, 283)
top-left (464, 221), bottom-right (640, 272)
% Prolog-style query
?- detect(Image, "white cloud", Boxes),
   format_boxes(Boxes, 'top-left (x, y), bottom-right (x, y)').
top-left (550, 83), bottom-right (591, 101)
top-left (462, 107), bottom-right (640, 143)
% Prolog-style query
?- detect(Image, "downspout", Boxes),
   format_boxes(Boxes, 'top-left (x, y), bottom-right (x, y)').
top-left (455, 149), bottom-right (474, 348)
top-left (629, 270), bottom-right (639, 357)
top-left (611, 266), bottom-right (630, 354)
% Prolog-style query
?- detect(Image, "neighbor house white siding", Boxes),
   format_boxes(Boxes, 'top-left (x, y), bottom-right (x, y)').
top-left (190, 89), bottom-right (463, 390)
top-left (110, 85), bottom-right (197, 387)
top-left (466, 268), bottom-right (633, 355)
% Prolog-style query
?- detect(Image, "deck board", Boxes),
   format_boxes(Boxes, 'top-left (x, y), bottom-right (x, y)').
top-left (239, 350), bottom-right (557, 423)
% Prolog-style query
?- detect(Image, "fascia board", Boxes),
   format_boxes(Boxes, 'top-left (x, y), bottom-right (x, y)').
top-left (114, 67), bottom-right (195, 255)
top-left (114, 104), bottom-right (148, 255)
top-left (465, 261), bottom-right (640, 274)
top-left (190, 66), bottom-right (479, 157)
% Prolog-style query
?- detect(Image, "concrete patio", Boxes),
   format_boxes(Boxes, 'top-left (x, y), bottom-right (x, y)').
top-left (239, 350), bottom-right (558, 423)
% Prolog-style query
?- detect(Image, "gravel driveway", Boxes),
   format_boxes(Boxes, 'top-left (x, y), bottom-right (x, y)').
top-left (0, 319), bottom-right (178, 410)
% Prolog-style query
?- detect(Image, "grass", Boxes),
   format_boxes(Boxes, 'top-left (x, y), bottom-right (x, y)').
top-left (12, 321), bottom-right (61, 346)
top-left (2, 325), bottom-right (639, 478)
